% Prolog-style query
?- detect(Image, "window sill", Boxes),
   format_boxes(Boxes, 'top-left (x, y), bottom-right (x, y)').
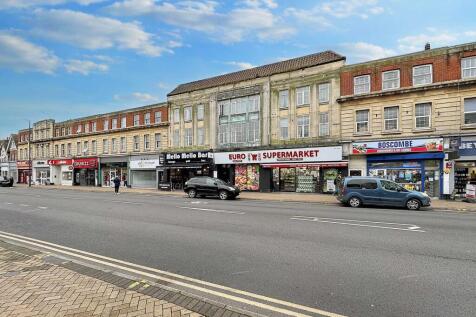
top-left (318, 102), bottom-right (330, 105)
top-left (279, 107), bottom-right (289, 111)
top-left (461, 124), bottom-right (476, 130)
top-left (381, 130), bottom-right (402, 135)
top-left (296, 104), bottom-right (310, 108)
top-left (412, 127), bottom-right (435, 133)
top-left (353, 132), bottom-right (372, 137)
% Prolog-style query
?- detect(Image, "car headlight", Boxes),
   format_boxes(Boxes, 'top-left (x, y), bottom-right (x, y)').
top-left (228, 187), bottom-right (235, 191)
top-left (420, 192), bottom-right (428, 197)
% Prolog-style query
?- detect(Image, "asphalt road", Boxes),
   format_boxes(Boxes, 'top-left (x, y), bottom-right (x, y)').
top-left (0, 187), bottom-right (476, 317)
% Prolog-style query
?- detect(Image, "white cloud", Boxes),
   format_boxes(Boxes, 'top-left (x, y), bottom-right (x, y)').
top-left (157, 82), bottom-right (172, 89)
top-left (108, 0), bottom-right (295, 43)
top-left (342, 42), bottom-right (396, 62)
top-left (320, 0), bottom-right (384, 19)
top-left (398, 32), bottom-right (459, 53)
top-left (64, 59), bottom-right (108, 75)
top-left (0, 0), bottom-right (106, 9)
top-left (113, 92), bottom-right (160, 103)
top-left (132, 92), bottom-right (158, 102)
top-left (284, 8), bottom-right (331, 28)
top-left (0, 33), bottom-right (59, 73)
top-left (225, 61), bottom-right (255, 70)
top-left (31, 9), bottom-right (171, 56)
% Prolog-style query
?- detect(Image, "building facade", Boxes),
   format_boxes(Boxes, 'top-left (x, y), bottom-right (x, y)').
top-left (0, 134), bottom-right (18, 181)
top-left (338, 42), bottom-right (476, 198)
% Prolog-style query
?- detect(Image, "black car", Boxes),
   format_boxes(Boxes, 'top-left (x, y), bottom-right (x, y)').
top-left (184, 177), bottom-right (240, 200)
top-left (0, 177), bottom-right (14, 187)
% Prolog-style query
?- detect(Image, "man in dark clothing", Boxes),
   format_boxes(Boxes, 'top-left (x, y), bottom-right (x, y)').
top-left (113, 176), bottom-right (121, 195)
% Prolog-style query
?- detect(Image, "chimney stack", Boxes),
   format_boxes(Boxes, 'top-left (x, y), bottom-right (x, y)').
top-left (425, 42), bottom-right (431, 50)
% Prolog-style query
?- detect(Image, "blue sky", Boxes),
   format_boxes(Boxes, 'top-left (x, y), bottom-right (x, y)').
top-left (1, 0), bottom-right (475, 138)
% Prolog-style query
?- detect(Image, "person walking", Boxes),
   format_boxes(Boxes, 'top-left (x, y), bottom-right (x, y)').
top-left (113, 176), bottom-right (121, 195)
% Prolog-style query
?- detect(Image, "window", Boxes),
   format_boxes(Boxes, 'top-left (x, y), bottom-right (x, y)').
top-left (462, 57), bottom-right (476, 79)
top-left (112, 138), bottom-right (117, 153)
top-left (197, 128), bottom-right (204, 145)
top-left (121, 117), bottom-right (127, 128)
top-left (415, 103), bottom-right (431, 128)
top-left (464, 98), bottom-right (476, 124)
top-left (382, 70), bottom-right (400, 90)
top-left (296, 86), bottom-right (310, 106)
top-left (318, 83), bottom-right (330, 104)
top-left (279, 90), bottom-right (289, 109)
top-left (413, 64), bottom-right (432, 86)
top-left (144, 134), bottom-right (150, 150)
top-left (384, 106), bottom-right (399, 131)
top-left (84, 123), bottom-right (89, 133)
top-left (354, 75), bottom-right (370, 94)
top-left (91, 140), bottom-right (97, 154)
top-left (184, 128), bottom-right (193, 146)
top-left (61, 127), bottom-right (65, 136)
top-left (104, 119), bottom-right (109, 131)
top-left (197, 105), bottom-right (204, 121)
top-left (91, 122), bottom-right (97, 132)
top-left (144, 113), bottom-right (151, 125)
top-left (112, 118), bottom-right (117, 129)
top-left (356, 109), bottom-right (369, 133)
top-left (83, 141), bottom-right (89, 155)
top-left (120, 137), bottom-right (126, 152)
top-left (297, 116), bottom-right (310, 138)
top-left (67, 143), bottom-right (71, 156)
top-left (346, 179), bottom-right (377, 189)
top-left (173, 129), bottom-right (180, 147)
top-left (76, 125), bottom-right (82, 134)
top-left (155, 133), bottom-right (161, 149)
top-left (173, 108), bottom-right (180, 123)
top-left (76, 142), bottom-right (81, 155)
top-left (55, 145), bottom-right (59, 156)
top-left (66, 127), bottom-right (71, 135)
top-left (381, 180), bottom-right (404, 191)
top-left (133, 114), bottom-right (139, 126)
top-left (55, 129), bottom-right (59, 137)
top-left (280, 118), bottom-right (288, 140)
top-left (319, 112), bottom-right (329, 136)
top-left (184, 107), bottom-right (192, 122)
top-left (102, 139), bottom-right (109, 154)
top-left (155, 111), bottom-right (162, 123)
top-left (133, 136), bottom-right (140, 151)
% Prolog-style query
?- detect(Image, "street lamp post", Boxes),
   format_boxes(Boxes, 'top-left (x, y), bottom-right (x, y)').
top-left (28, 120), bottom-right (31, 188)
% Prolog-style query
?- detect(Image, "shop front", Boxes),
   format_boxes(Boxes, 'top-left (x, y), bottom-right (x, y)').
top-left (16, 160), bottom-right (31, 184)
top-left (129, 155), bottom-right (161, 189)
top-left (214, 146), bottom-right (346, 193)
top-left (48, 159), bottom-right (73, 186)
top-left (100, 156), bottom-right (128, 187)
top-left (352, 138), bottom-right (444, 197)
top-left (160, 151), bottom-right (213, 191)
top-left (454, 136), bottom-right (476, 197)
top-left (32, 160), bottom-right (50, 185)
top-left (0, 162), bottom-right (16, 181)
top-left (73, 157), bottom-right (98, 186)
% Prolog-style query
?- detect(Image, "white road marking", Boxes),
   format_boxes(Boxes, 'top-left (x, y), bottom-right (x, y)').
top-left (37, 206), bottom-right (48, 210)
top-left (5, 202), bottom-right (12, 205)
top-left (0, 230), bottom-right (346, 317)
top-left (290, 216), bottom-right (425, 232)
top-left (177, 206), bottom-right (245, 215)
top-left (20, 204), bottom-right (31, 207)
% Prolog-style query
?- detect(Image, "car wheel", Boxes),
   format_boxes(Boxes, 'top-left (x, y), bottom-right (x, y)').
top-left (219, 190), bottom-right (229, 200)
top-left (348, 196), bottom-right (362, 208)
top-left (188, 189), bottom-right (197, 198)
top-left (406, 198), bottom-right (421, 210)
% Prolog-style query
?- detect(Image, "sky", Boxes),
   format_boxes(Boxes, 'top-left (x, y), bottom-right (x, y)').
top-left (0, 0), bottom-right (475, 138)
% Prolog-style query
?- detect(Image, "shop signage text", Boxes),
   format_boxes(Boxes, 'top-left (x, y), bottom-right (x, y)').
top-left (352, 138), bottom-right (443, 154)
top-left (214, 147), bottom-right (342, 164)
top-left (47, 159), bottom-right (73, 166)
top-left (164, 151), bottom-right (213, 164)
top-left (33, 160), bottom-right (48, 168)
top-left (458, 137), bottom-right (476, 156)
top-left (16, 160), bottom-right (30, 169)
top-left (130, 159), bottom-right (161, 169)
top-left (73, 158), bottom-right (98, 169)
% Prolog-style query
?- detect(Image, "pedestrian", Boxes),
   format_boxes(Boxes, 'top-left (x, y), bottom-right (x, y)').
top-left (113, 176), bottom-right (121, 195)
top-left (334, 172), bottom-right (343, 196)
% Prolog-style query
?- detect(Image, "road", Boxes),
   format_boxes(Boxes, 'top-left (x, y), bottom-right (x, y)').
top-left (0, 187), bottom-right (475, 317)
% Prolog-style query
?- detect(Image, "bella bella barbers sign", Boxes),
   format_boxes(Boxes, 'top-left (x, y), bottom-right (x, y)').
top-left (164, 151), bottom-right (213, 164)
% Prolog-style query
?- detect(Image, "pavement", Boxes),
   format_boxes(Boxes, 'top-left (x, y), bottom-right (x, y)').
top-left (13, 183), bottom-right (476, 212)
top-left (0, 240), bottom-right (250, 317)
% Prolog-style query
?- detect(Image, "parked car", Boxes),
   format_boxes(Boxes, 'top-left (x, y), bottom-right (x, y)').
top-left (0, 177), bottom-right (14, 187)
top-left (184, 177), bottom-right (240, 200)
top-left (337, 176), bottom-right (430, 210)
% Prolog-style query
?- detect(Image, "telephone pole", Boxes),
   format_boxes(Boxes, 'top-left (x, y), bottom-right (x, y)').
top-left (28, 120), bottom-right (31, 188)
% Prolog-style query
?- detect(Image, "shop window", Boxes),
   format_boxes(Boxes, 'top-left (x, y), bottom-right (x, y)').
top-left (349, 170), bottom-right (362, 176)
top-left (415, 103), bottom-right (431, 128)
top-left (234, 165), bottom-right (259, 191)
top-left (155, 133), bottom-right (161, 149)
top-left (354, 75), bottom-right (370, 94)
top-left (382, 70), bottom-right (400, 90)
top-left (462, 57), bottom-right (476, 79)
top-left (464, 98), bottom-right (476, 124)
top-left (318, 83), bottom-right (330, 104)
top-left (413, 64), bottom-right (432, 86)
top-left (155, 111), bottom-right (162, 123)
top-left (280, 118), bottom-right (288, 140)
top-left (297, 116), bottom-right (310, 138)
top-left (184, 107), bottom-right (192, 122)
top-left (102, 139), bottom-right (109, 154)
top-left (384, 106), bottom-right (399, 131)
top-left (319, 112), bottom-right (329, 136)
top-left (120, 137), bottom-right (126, 152)
top-left (296, 86), bottom-right (310, 106)
top-left (133, 114), bottom-right (139, 127)
top-left (355, 109), bottom-right (369, 133)
top-left (279, 90), bottom-right (289, 109)
top-left (197, 105), bottom-right (204, 121)
top-left (133, 136), bottom-right (140, 151)
top-left (144, 113), bottom-right (151, 125)
top-left (197, 128), bottom-right (205, 145)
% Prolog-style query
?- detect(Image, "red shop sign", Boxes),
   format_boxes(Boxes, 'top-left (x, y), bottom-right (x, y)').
top-left (73, 158), bottom-right (98, 169)
top-left (16, 160), bottom-right (31, 169)
top-left (48, 159), bottom-right (73, 166)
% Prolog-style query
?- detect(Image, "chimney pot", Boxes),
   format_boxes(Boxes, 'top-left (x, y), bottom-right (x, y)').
top-left (425, 42), bottom-right (431, 50)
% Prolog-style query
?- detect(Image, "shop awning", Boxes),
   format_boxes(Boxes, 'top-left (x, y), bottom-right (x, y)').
top-left (261, 161), bottom-right (348, 168)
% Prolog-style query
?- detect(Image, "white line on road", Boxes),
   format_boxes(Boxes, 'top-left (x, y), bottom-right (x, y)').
top-left (177, 206), bottom-right (245, 215)
top-left (37, 206), bottom-right (48, 210)
top-left (0, 230), bottom-right (346, 317)
top-left (290, 216), bottom-right (425, 232)
top-left (4, 202), bottom-right (12, 205)
top-left (20, 204), bottom-right (31, 207)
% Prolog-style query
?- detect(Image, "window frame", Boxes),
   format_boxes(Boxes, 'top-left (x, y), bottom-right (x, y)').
top-left (173, 108), bottom-right (180, 123)
top-left (196, 105), bottom-right (205, 121)
top-left (296, 115), bottom-right (310, 138)
top-left (197, 127), bottom-right (205, 146)
top-left (464, 97), bottom-right (476, 125)
top-left (296, 86), bottom-right (310, 107)
top-left (414, 103), bottom-right (432, 129)
top-left (383, 106), bottom-right (399, 131)
top-left (102, 139), bottom-right (109, 154)
top-left (354, 75), bottom-right (371, 95)
top-left (144, 113), bottom-right (151, 125)
top-left (382, 70), bottom-right (400, 91)
top-left (462, 56), bottom-right (476, 79)
top-left (120, 137), bottom-right (126, 153)
top-left (412, 64), bottom-right (433, 86)
top-left (318, 83), bottom-right (330, 104)
top-left (355, 109), bottom-right (370, 133)
top-left (112, 118), bottom-right (117, 130)
top-left (279, 90), bottom-right (289, 109)
top-left (155, 133), bottom-right (161, 149)
top-left (133, 114), bottom-right (140, 127)
top-left (154, 111), bottom-right (162, 123)
top-left (133, 135), bottom-right (140, 152)
top-left (279, 117), bottom-right (289, 140)
top-left (319, 112), bottom-right (329, 136)
top-left (184, 128), bottom-right (193, 146)
top-left (111, 138), bottom-right (117, 153)
top-left (184, 106), bottom-right (192, 122)
top-left (144, 134), bottom-right (150, 150)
